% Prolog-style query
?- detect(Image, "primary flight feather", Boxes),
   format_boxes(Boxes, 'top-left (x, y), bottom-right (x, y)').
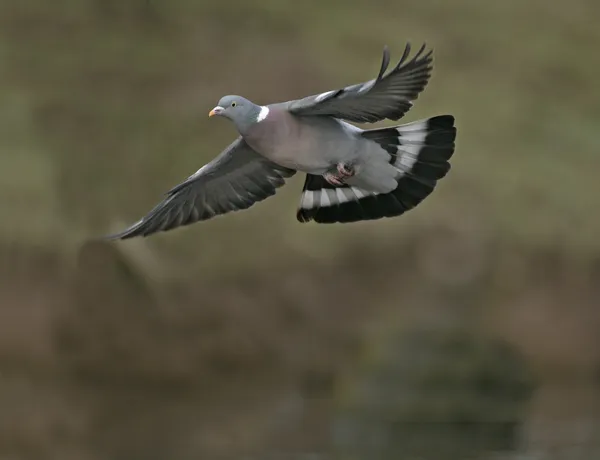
top-left (106, 43), bottom-right (456, 240)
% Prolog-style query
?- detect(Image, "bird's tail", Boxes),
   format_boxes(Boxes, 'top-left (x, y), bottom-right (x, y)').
top-left (296, 115), bottom-right (456, 223)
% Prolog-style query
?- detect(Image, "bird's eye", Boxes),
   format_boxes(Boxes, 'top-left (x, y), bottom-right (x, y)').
top-left (231, 101), bottom-right (237, 107)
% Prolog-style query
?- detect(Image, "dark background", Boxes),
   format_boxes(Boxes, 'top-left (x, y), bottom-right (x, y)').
top-left (1, 1), bottom-right (600, 459)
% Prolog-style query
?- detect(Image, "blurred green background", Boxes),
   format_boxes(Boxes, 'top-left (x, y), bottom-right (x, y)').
top-left (1, 0), bottom-right (600, 459)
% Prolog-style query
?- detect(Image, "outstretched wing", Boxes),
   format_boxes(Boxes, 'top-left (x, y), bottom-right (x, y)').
top-left (287, 43), bottom-right (433, 123)
top-left (105, 138), bottom-right (296, 240)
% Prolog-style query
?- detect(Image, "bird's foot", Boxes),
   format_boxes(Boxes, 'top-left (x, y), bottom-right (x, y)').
top-left (324, 172), bottom-right (345, 186)
top-left (323, 163), bottom-right (355, 187)
top-left (337, 162), bottom-right (355, 178)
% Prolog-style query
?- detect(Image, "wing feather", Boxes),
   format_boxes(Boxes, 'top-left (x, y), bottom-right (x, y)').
top-left (105, 138), bottom-right (295, 240)
top-left (288, 43), bottom-right (433, 123)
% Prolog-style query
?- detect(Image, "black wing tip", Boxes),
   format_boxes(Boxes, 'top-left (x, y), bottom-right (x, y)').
top-left (377, 45), bottom-right (392, 80)
top-left (296, 209), bottom-right (313, 223)
top-left (102, 233), bottom-right (127, 241)
top-left (396, 42), bottom-right (433, 63)
top-left (377, 42), bottom-right (434, 81)
top-left (427, 114), bottom-right (455, 130)
top-left (100, 221), bottom-right (146, 241)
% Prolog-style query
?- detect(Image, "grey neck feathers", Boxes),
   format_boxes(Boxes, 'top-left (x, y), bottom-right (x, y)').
top-left (234, 104), bottom-right (262, 135)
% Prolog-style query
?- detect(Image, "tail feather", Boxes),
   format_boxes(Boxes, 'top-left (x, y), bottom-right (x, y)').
top-left (296, 115), bottom-right (456, 223)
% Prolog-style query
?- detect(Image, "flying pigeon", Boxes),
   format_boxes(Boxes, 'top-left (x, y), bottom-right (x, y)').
top-left (106, 43), bottom-right (456, 240)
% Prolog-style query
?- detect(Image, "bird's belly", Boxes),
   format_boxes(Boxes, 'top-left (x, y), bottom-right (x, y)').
top-left (245, 116), bottom-right (361, 174)
top-left (266, 146), bottom-right (332, 174)
top-left (249, 135), bottom-right (332, 174)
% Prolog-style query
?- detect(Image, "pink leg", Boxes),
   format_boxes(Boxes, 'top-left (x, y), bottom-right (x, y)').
top-left (323, 163), bottom-right (356, 186)
top-left (324, 172), bottom-right (345, 186)
top-left (337, 162), bottom-right (355, 178)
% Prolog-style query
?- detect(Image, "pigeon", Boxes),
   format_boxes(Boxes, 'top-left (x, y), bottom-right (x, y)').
top-left (106, 43), bottom-right (456, 240)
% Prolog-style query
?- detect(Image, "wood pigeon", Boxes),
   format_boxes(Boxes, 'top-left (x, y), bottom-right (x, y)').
top-left (106, 43), bottom-right (456, 240)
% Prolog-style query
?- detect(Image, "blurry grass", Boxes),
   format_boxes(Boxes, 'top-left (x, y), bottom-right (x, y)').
top-left (0, 87), bottom-right (65, 245)
top-left (1, 0), bottom-right (599, 271)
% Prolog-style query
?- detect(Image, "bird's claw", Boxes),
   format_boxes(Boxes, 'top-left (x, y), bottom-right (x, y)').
top-left (323, 163), bottom-right (355, 187)
top-left (337, 162), bottom-right (355, 177)
top-left (324, 172), bottom-right (345, 186)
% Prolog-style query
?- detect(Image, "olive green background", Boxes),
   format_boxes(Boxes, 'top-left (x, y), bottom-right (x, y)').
top-left (1, 1), bottom-right (599, 459)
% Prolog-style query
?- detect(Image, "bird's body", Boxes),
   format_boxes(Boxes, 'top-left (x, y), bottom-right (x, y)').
top-left (105, 43), bottom-right (457, 239)
top-left (243, 107), bottom-right (353, 173)
top-left (243, 108), bottom-right (398, 193)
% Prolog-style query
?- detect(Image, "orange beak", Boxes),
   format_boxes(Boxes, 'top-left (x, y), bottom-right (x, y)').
top-left (209, 106), bottom-right (224, 117)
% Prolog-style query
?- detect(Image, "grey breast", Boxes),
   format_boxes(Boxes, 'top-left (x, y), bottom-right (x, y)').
top-left (245, 107), bottom-right (363, 174)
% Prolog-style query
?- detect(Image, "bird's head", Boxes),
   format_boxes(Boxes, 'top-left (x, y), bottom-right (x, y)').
top-left (209, 95), bottom-right (264, 134)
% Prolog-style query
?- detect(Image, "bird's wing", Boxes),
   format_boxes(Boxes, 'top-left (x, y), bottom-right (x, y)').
top-left (105, 137), bottom-right (296, 240)
top-left (286, 43), bottom-right (433, 123)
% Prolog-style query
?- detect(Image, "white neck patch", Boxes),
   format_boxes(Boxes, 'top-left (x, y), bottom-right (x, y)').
top-left (256, 106), bottom-right (270, 122)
